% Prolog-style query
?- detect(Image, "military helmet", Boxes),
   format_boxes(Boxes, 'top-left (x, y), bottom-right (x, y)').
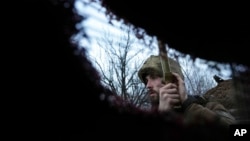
top-left (138, 55), bottom-right (184, 84)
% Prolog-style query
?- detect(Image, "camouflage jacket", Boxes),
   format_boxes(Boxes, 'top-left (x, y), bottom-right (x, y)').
top-left (181, 95), bottom-right (236, 127)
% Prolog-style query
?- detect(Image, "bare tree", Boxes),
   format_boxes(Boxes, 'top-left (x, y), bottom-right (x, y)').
top-left (182, 59), bottom-right (217, 96)
top-left (92, 25), bottom-right (150, 109)
top-left (168, 49), bottom-right (217, 96)
top-left (90, 25), bottom-right (218, 109)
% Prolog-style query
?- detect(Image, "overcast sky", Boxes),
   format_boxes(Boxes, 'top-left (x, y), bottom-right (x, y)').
top-left (74, 0), bottom-right (232, 80)
top-left (75, 0), bottom-right (157, 66)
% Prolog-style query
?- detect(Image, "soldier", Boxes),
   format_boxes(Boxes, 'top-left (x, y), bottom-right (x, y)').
top-left (138, 55), bottom-right (235, 126)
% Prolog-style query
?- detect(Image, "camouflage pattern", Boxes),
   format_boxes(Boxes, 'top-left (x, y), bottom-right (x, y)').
top-left (203, 79), bottom-right (237, 115)
top-left (184, 100), bottom-right (236, 127)
top-left (138, 55), bottom-right (184, 84)
top-left (138, 55), bottom-right (236, 127)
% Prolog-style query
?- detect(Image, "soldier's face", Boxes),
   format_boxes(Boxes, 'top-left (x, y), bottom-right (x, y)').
top-left (145, 75), bottom-right (165, 105)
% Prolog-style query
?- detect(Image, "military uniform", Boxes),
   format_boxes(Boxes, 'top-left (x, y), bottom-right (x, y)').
top-left (138, 55), bottom-right (235, 127)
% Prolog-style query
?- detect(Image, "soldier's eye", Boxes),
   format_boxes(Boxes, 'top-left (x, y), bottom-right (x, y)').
top-left (150, 75), bottom-right (158, 79)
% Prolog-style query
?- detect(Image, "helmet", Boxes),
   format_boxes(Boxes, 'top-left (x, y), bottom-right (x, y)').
top-left (138, 55), bottom-right (184, 84)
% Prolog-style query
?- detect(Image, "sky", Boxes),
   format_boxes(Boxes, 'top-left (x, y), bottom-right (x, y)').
top-left (74, 0), bottom-right (158, 67)
top-left (74, 0), bottom-right (233, 80)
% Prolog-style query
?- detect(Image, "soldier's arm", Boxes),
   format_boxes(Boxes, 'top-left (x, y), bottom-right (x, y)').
top-left (182, 96), bottom-right (235, 127)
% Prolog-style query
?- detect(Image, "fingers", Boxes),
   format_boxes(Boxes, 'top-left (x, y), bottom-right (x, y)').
top-left (159, 85), bottom-right (180, 105)
top-left (160, 83), bottom-right (177, 93)
top-left (161, 82), bottom-right (177, 89)
top-left (159, 82), bottom-right (181, 111)
top-left (159, 92), bottom-right (180, 101)
top-left (158, 93), bottom-right (181, 112)
top-left (172, 72), bottom-right (185, 85)
top-left (171, 72), bottom-right (188, 102)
